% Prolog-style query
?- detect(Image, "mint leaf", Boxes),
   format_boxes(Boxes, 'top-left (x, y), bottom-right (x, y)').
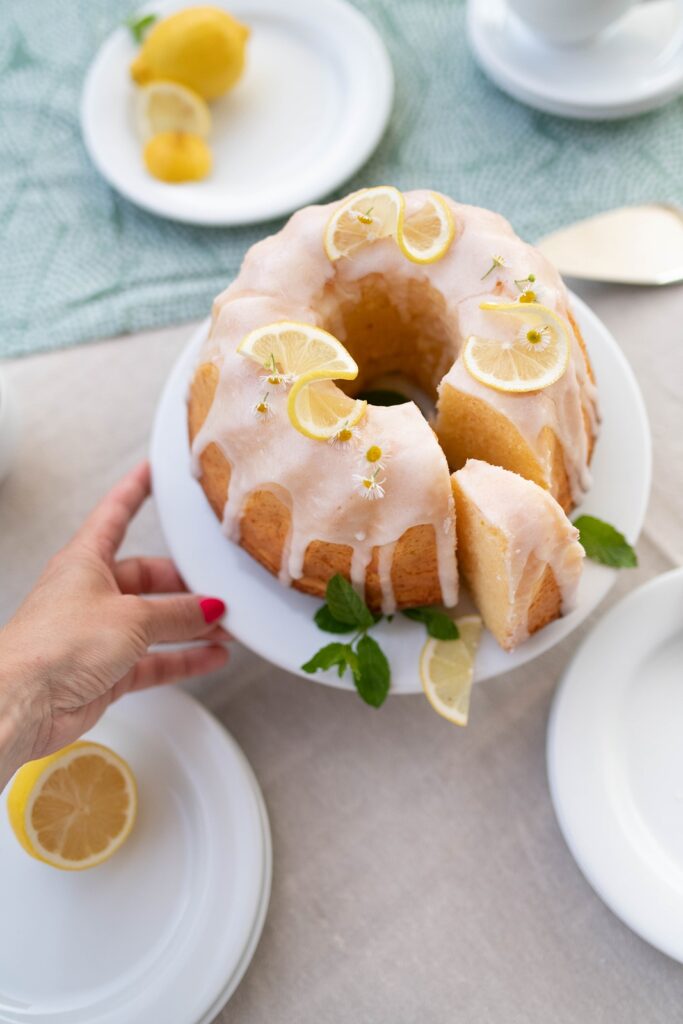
top-left (356, 388), bottom-right (408, 407)
top-left (352, 635), bottom-right (390, 707)
top-left (403, 606), bottom-right (459, 640)
top-left (302, 642), bottom-right (350, 675)
top-left (573, 515), bottom-right (637, 568)
top-left (126, 12), bottom-right (157, 42)
top-left (325, 574), bottom-right (374, 629)
top-left (314, 604), bottom-right (356, 634)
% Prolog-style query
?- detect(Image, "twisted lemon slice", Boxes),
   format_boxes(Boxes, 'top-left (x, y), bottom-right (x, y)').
top-left (463, 302), bottom-right (571, 394)
top-left (324, 187), bottom-right (454, 264)
top-left (238, 322), bottom-right (366, 440)
top-left (420, 616), bottom-right (482, 726)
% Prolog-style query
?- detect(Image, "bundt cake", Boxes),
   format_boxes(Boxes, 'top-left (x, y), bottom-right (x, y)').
top-left (452, 460), bottom-right (585, 651)
top-left (188, 188), bottom-right (598, 630)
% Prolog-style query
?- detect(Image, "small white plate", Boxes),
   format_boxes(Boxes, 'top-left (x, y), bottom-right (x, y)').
top-left (548, 567), bottom-right (683, 962)
top-left (81, 0), bottom-right (393, 225)
top-left (0, 688), bottom-right (271, 1024)
top-left (467, 0), bottom-right (683, 120)
top-left (150, 292), bottom-right (650, 694)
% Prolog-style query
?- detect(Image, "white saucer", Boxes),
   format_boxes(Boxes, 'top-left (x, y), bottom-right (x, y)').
top-left (0, 688), bottom-right (271, 1023)
top-left (467, 0), bottom-right (683, 120)
top-left (150, 292), bottom-right (650, 695)
top-left (548, 567), bottom-right (683, 962)
top-left (81, 0), bottom-right (393, 225)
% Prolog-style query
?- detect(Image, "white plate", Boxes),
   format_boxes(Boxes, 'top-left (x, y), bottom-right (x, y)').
top-left (467, 0), bottom-right (683, 120)
top-left (548, 567), bottom-right (683, 962)
top-left (0, 688), bottom-right (271, 1024)
top-left (80, 0), bottom-right (393, 225)
top-left (150, 291), bottom-right (650, 694)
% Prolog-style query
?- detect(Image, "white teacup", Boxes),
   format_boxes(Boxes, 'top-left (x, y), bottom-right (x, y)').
top-left (506, 0), bottom-right (638, 45)
top-left (0, 370), bottom-right (19, 486)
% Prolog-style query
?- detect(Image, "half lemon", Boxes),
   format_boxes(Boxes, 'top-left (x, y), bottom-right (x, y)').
top-left (135, 80), bottom-right (211, 142)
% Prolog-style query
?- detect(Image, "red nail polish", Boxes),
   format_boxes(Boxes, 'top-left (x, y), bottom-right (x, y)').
top-left (200, 598), bottom-right (226, 624)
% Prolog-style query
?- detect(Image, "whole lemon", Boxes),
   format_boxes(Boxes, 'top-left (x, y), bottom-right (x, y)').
top-left (131, 6), bottom-right (250, 101)
top-left (144, 131), bottom-right (212, 183)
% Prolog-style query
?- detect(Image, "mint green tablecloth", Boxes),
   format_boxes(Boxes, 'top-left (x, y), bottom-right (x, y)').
top-left (2, 0), bottom-right (683, 358)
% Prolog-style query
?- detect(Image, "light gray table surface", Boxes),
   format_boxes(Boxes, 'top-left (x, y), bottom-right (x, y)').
top-left (1, 280), bottom-right (682, 1022)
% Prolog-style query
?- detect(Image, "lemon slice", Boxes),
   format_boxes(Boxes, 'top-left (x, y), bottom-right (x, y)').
top-left (397, 192), bottom-right (455, 264)
top-left (288, 378), bottom-right (367, 441)
top-left (135, 80), bottom-right (211, 142)
top-left (7, 741), bottom-right (137, 871)
top-left (463, 301), bottom-right (571, 394)
top-left (238, 321), bottom-right (359, 382)
top-left (324, 186), bottom-right (404, 261)
top-left (420, 615), bottom-right (482, 726)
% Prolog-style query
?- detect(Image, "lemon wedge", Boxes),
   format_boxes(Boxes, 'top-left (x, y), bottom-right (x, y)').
top-left (324, 186), bottom-right (404, 261)
top-left (287, 378), bottom-right (367, 441)
top-left (136, 80), bottom-right (211, 142)
top-left (463, 301), bottom-right (571, 394)
top-left (420, 616), bottom-right (482, 726)
top-left (7, 741), bottom-right (137, 870)
top-left (143, 131), bottom-right (212, 183)
top-left (398, 192), bottom-right (455, 264)
top-left (324, 187), bottom-right (455, 264)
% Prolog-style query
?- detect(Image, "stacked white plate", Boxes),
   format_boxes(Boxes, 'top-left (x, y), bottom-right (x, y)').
top-left (0, 688), bottom-right (271, 1024)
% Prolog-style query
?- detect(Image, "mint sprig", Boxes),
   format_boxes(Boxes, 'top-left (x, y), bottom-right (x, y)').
top-left (126, 12), bottom-right (157, 42)
top-left (303, 574), bottom-right (389, 706)
top-left (573, 515), bottom-right (637, 568)
top-left (402, 606), bottom-right (459, 640)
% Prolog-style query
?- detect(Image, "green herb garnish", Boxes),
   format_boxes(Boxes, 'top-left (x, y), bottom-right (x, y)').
top-left (126, 12), bottom-right (157, 42)
top-left (302, 574), bottom-right (389, 706)
top-left (402, 606), bottom-right (459, 640)
top-left (573, 515), bottom-right (637, 568)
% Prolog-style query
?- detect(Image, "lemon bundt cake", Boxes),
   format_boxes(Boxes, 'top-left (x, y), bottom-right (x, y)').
top-left (188, 188), bottom-right (598, 624)
top-left (452, 460), bottom-right (585, 651)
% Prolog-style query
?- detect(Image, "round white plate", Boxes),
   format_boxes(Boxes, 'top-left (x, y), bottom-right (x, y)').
top-left (0, 688), bottom-right (271, 1024)
top-left (467, 0), bottom-right (683, 120)
top-left (81, 0), bottom-right (393, 225)
top-left (150, 291), bottom-right (650, 694)
top-left (548, 567), bottom-right (683, 961)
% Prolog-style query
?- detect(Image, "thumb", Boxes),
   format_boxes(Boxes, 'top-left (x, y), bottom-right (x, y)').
top-left (142, 595), bottom-right (227, 645)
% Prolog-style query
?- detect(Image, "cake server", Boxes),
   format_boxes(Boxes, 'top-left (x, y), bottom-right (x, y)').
top-left (536, 204), bottom-right (683, 285)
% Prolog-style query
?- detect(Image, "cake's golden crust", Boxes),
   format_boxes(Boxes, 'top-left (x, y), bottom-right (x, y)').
top-left (187, 363), bottom-right (446, 611)
top-left (452, 476), bottom-right (562, 650)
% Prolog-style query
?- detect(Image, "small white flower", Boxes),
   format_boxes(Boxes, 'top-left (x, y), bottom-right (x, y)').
top-left (353, 469), bottom-right (386, 501)
top-left (259, 371), bottom-right (295, 388)
top-left (520, 325), bottom-right (551, 352)
top-left (328, 422), bottom-right (356, 451)
top-left (253, 392), bottom-right (273, 419)
top-left (363, 442), bottom-right (390, 470)
top-left (481, 254), bottom-right (505, 280)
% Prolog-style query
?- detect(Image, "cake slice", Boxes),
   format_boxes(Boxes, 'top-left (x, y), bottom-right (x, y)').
top-left (452, 460), bottom-right (585, 651)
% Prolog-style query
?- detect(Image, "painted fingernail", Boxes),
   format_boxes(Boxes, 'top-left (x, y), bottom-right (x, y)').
top-left (200, 597), bottom-right (226, 624)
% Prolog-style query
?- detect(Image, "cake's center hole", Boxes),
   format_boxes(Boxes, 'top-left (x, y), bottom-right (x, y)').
top-left (321, 273), bottom-right (459, 419)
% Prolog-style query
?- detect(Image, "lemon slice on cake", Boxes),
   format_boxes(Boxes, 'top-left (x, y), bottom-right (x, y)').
top-left (136, 80), bottom-right (212, 141)
top-left (420, 615), bottom-right (482, 726)
top-left (324, 186), bottom-right (404, 261)
top-left (7, 741), bottom-right (137, 870)
top-left (238, 322), bottom-right (359, 382)
top-left (288, 378), bottom-right (367, 441)
top-left (463, 302), bottom-right (571, 394)
top-left (397, 192), bottom-right (455, 264)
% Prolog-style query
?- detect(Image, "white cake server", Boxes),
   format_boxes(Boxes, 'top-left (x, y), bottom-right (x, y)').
top-left (536, 204), bottom-right (683, 285)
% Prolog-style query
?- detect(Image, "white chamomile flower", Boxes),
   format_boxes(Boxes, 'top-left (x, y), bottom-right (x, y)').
top-left (260, 354), bottom-right (295, 388)
top-left (353, 468), bottom-right (386, 501)
top-left (520, 324), bottom-right (551, 352)
top-left (481, 254), bottom-right (505, 281)
top-left (253, 392), bottom-right (273, 419)
top-left (328, 422), bottom-right (356, 451)
top-left (363, 442), bottom-right (390, 470)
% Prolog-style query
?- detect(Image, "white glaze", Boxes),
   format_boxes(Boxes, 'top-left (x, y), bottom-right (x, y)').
top-left (191, 190), bottom-right (598, 612)
top-left (455, 458), bottom-right (585, 644)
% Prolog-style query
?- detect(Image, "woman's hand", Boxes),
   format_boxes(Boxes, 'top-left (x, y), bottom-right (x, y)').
top-left (0, 462), bottom-right (229, 787)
